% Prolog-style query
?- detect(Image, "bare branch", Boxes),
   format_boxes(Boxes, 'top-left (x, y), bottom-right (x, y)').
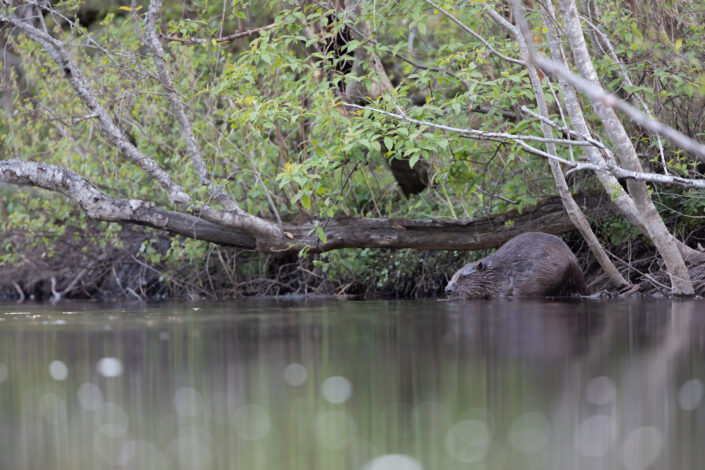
top-left (143, 1), bottom-right (212, 190)
top-left (346, 102), bottom-right (705, 191)
top-left (142, 1), bottom-right (284, 240)
top-left (161, 23), bottom-right (277, 45)
top-left (422, 0), bottom-right (525, 66)
top-left (526, 35), bottom-right (705, 163)
top-left (519, 106), bottom-right (608, 150)
top-left (484, 2), bottom-right (628, 288)
top-left (579, 14), bottom-right (669, 174)
top-left (0, 159), bottom-right (257, 248)
top-left (0, 11), bottom-right (191, 204)
top-left (0, 159), bottom-right (612, 254)
top-left (343, 103), bottom-right (593, 147)
top-left (552, 0), bottom-right (692, 295)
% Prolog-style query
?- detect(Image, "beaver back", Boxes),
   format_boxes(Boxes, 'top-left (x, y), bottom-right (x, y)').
top-left (445, 232), bottom-right (586, 299)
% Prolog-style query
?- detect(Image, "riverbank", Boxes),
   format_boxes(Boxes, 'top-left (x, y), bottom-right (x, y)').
top-left (2, 219), bottom-right (705, 301)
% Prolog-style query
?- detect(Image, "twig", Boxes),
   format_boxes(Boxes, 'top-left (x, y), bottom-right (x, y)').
top-left (343, 103), bottom-right (594, 146)
top-left (580, 14), bottom-right (669, 174)
top-left (12, 281), bottom-right (25, 302)
top-left (50, 268), bottom-right (87, 302)
top-left (423, 0), bottom-right (525, 66)
top-left (341, 104), bottom-right (705, 190)
top-left (520, 106), bottom-right (607, 150)
top-left (526, 37), bottom-right (705, 162)
top-left (161, 23), bottom-right (276, 45)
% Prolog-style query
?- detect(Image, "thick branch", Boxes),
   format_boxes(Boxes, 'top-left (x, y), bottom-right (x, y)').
top-left (0, 159), bottom-right (256, 247)
top-left (0, 159), bottom-right (610, 254)
top-left (282, 191), bottom-right (609, 253)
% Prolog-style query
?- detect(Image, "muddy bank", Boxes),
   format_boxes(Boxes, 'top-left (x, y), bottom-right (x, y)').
top-left (2, 221), bottom-right (705, 302)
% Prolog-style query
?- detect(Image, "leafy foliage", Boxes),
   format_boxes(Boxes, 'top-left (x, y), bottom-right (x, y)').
top-left (2, 0), bottom-right (705, 298)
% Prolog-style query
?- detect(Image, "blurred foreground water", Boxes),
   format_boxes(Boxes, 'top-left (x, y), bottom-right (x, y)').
top-left (0, 299), bottom-right (703, 469)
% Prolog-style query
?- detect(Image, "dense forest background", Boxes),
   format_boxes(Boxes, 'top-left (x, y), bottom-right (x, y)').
top-left (2, 0), bottom-right (705, 301)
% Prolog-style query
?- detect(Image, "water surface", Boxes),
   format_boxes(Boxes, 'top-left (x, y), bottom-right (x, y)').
top-left (0, 299), bottom-right (703, 469)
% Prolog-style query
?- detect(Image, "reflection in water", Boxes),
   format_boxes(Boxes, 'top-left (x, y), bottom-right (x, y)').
top-left (0, 299), bottom-right (704, 469)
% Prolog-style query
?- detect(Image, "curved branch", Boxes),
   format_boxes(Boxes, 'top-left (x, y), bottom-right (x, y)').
top-left (485, 3), bottom-right (628, 288)
top-left (0, 159), bottom-right (257, 247)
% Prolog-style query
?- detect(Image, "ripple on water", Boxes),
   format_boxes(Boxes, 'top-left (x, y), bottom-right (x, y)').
top-left (585, 376), bottom-right (617, 406)
top-left (508, 412), bottom-right (549, 453)
top-left (283, 363), bottom-right (308, 386)
top-left (49, 360), bottom-right (68, 381)
top-left (678, 379), bottom-right (703, 411)
top-left (321, 376), bottom-right (352, 404)
top-left (77, 383), bottom-right (104, 411)
top-left (411, 402), bottom-right (449, 437)
top-left (173, 387), bottom-right (204, 417)
top-left (39, 393), bottom-right (67, 423)
top-left (363, 454), bottom-right (423, 470)
top-left (167, 433), bottom-right (213, 470)
top-left (573, 414), bottom-right (617, 457)
top-left (119, 440), bottom-right (168, 469)
top-left (621, 426), bottom-right (663, 470)
top-left (314, 410), bottom-right (356, 449)
top-left (231, 404), bottom-right (272, 441)
top-left (94, 402), bottom-right (129, 437)
top-left (444, 419), bottom-right (491, 463)
top-left (97, 357), bottom-right (123, 378)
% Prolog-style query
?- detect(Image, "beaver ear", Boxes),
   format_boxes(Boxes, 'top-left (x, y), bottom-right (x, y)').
top-left (477, 261), bottom-right (485, 271)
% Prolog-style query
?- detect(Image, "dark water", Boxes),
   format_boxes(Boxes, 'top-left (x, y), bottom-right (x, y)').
top-left (0, 299), bottom-right (704, 470)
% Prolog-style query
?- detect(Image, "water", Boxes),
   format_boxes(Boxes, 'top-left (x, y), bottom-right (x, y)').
top-left (0, 299), bottom-right (703, 469)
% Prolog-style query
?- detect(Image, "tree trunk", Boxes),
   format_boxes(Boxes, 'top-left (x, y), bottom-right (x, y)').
top-left (486, 5), bottom-right (629, 288)
top-left (558, 0), bottom-right (693, 295)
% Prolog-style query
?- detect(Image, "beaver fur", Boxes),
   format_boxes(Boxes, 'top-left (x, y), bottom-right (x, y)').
top-left (445, 232), bottom-right (586, 299)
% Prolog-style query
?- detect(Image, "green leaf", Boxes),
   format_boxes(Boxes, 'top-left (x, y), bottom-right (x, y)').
top-left (383, 136), bottom-right (394, 150)
top-left (315, 225), bottom-right (327, 244)
top-left (409, 153), bottom-right (420, 169)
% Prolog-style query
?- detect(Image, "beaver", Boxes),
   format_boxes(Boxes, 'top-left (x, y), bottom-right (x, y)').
top-left (445, 232), bottom-right (586, 299)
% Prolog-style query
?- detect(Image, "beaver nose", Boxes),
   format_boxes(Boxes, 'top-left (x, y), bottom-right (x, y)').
top-left (445, 284), bottom-right (454, 295)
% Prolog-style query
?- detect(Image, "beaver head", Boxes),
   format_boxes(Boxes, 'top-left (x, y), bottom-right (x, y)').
top-left (445, 259), bottom-right (503, 299)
